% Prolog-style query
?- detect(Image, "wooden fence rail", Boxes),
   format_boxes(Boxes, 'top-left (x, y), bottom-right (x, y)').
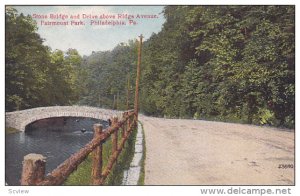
top-left (20, 110), bottom-right (137, 186)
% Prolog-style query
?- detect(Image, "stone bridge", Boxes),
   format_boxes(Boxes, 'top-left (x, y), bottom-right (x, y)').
top-left (5, 106), bottom-right (124, 132)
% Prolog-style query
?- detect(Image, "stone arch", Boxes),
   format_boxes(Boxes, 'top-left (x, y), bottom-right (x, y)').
top-left (5, 106), bottom-right (123, 132)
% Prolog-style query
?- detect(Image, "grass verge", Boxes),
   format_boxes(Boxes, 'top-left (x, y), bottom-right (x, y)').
top-left (64, 127), bottom-right (137, 185)
top-left (105, 127), bottom-right (137, 185)
top-left (137, 121), bottom-right (146, 185)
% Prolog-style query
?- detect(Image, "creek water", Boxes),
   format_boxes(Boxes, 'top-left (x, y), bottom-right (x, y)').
top-left (5, 117), bottom-right (109, 185)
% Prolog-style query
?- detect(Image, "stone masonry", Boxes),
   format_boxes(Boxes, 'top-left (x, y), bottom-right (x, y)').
top-left (5, 106), bottom-right (123, 132)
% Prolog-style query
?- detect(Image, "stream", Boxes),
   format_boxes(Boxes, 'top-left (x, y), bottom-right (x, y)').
top-left (5, 117), bottom-right (109, 185)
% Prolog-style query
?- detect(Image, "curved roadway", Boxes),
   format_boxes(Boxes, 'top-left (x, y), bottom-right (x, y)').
top-left (140, 115), bottom-right (294, 185)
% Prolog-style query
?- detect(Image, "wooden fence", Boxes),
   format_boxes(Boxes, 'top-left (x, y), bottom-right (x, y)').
top-left (20, 110), bottom-right (137, 185)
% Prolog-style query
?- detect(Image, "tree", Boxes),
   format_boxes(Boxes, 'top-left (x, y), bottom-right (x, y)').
top-left (6, 7), bottom-right (51, 111)
top-left (139, 5), bottom-right (294, 127)
top-left (6, 8), bottom-right (85, 111)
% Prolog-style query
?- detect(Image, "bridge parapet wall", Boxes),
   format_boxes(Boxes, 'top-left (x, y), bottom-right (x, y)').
top-left (5, 106), bottom-right (123, 131)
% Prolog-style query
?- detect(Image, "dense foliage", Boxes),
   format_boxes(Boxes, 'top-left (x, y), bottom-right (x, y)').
top-left (6, 6), bottom-right (295, 128)
top-left (6, 8), bottom-right (86, 111)
top-left (78, 41), bottom-right (138, 110)
top-left (140, 6), bottom-right (295, 128)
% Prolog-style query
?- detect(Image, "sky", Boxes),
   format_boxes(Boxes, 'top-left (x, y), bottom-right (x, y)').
top-left (13, 6), bottom-right (166, 56)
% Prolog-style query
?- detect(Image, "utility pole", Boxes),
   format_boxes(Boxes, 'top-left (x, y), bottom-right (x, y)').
top-left (113, 94), bottom-right (116, 109)
top-left (98, 92), bottom-right (101, 107)
top-left (117, 91), bottom-right (119, 110)
top-left (134, 34), bottom-right (143, 120)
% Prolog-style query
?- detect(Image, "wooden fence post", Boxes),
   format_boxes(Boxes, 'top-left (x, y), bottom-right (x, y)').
top-left (20, 153), bottom-right (46, 185)
top-left (127, 113), bottom-right (131, 134)
top-left (92, 124), bottom-right (103, 185)
top-left (122, 112), bottom-right (128, 138)
top-left (112, 116), bottom-right (118, 154)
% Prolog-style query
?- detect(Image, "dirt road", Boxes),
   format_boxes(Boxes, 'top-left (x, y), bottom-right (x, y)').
top-left (139, 115), bottom-right (294, 185)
